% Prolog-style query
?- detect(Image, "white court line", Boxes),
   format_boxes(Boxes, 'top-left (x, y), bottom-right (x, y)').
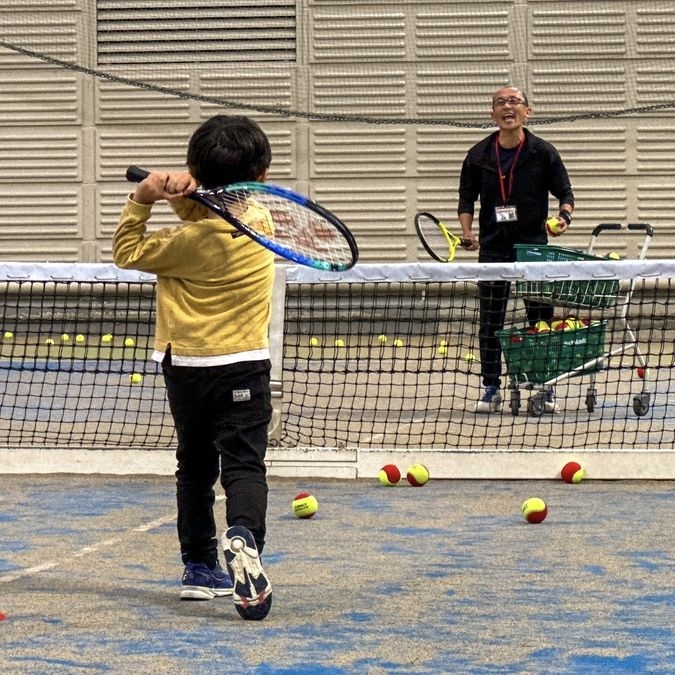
top-left (0, 495), bottom-right (225, 584)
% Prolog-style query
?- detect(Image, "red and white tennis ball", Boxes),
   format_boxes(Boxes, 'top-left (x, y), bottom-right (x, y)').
top-left (378, 464), bottom-right (401, 486)
top-left (521, 497), bottom-right (548, 523)
top-left (561, 461), bottom-right (585, 484)
top-left (292, 492), bottom-right (318, 519)
top-left (406, 463), bottom-right (429, 486)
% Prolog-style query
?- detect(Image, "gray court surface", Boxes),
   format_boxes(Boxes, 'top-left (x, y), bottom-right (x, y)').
top-left (1, 474), bottom-right (674, 674)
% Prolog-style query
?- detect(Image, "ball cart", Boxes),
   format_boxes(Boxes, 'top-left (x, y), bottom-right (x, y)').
top-left (496, 222), bottom-right (653, 417)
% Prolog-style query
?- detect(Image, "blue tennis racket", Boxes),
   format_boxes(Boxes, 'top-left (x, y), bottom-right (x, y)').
top-left (126, 166), bottom-right (358, 271)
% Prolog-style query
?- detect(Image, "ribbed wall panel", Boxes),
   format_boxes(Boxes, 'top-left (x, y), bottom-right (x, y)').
top-left (96, 78), bottom-right (192, 123)
top-left (0, 132), bottom-right (80, 181)
top-left (1, 74), bottom-right (80, 125)
top-left (312, 128), bottom-right (407, 176)
top-left (0, 1), bottom-right (673, 261)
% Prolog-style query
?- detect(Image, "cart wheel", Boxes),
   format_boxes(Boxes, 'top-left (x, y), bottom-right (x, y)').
top-left (528, 397), bottom-right (544, 417)
top-left (510, 390), bottom-right (521, 416)
top-left (633, 393), bottom-right (650, 417)
top-left (585, 390), bottom-right (596, 413)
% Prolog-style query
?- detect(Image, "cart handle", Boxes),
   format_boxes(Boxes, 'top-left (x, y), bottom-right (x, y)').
top-left (591, 223), bottom-right (622, 236)
top-left (628, 222), bottom-right (654, 237)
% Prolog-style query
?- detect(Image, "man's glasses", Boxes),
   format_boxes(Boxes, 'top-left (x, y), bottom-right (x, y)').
top-left (492, 96), bottom-right (527, 108)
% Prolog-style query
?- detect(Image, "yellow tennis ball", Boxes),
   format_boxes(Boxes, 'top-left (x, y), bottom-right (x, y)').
top-left (129, 373), bottom-right (142, 384)
top-left (3, 331), bottom-right (13, 340)
top-left (377, 334), bottom-right (387, 344)
top-left (60, 333), bottom-right (70, 342)
top-left (75, 334), bottom-right (85, 344)
top-left (309, 337), bottom-right (319, 347)
top-left (393, 339), bottom-right (404, 347)
top-left (406, 463), bottom-right (430, 486)
top-left (546, 217), bottom-right (564, 235)
top-left (464, 352), bottom-right (476, 362)
top-left (439, 339), bottom-right (448, 347)
top-left (124, 337), bottom-right (135, 347)
top-left (44, 338), bottom-right (55, 345)
top-left (606, 251), bottom-right (621, 260)
top-left (334, 338), bottom-right (345, 347)
top-left (438, 345), bottom-right (448, 355)
top-left (292, 492), bottom-right (318, 519)
top-left (101, 334), bottom-right (113, 344)
top-left (521, 497), bottom-right (548, 523)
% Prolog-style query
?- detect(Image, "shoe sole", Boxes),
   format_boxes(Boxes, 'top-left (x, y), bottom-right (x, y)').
top-left (474, 403), bottom-right (503, 414)
top-left (222, 528), bottom-right (272, 621)
top-left (179, 585), bottom-right (233, 600)
top-left (180, 585), bottom-right (216, 600)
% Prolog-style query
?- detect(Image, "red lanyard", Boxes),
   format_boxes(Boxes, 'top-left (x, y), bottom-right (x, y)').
top-left (495, 135), bottom-right (525, 204)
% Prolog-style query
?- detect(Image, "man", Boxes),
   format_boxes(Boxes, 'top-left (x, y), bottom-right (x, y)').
top-left (458, 86), bottom-right (575, 413)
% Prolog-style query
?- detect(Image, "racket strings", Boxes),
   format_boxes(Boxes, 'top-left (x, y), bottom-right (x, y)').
top-left (417, 215), bottom-right (459, 262)
top-left (219, 189), bottom-right (355, 267)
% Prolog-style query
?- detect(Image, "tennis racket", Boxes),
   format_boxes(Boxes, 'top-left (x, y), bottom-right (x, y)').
top-left (126, 166), bottom-right (359, 271)
top-left (414, 211), bottom-right (471, 262)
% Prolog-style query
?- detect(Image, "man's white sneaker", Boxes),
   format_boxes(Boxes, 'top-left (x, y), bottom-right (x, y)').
top-left (475, 385), bottom-right (503, 413)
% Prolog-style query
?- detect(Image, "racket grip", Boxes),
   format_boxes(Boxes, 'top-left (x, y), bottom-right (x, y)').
top-left (126, 165), bottom-right (150, 183)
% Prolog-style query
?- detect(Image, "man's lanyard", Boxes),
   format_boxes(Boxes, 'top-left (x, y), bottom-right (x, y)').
top-left (494, 135), bottom-right (525, 204)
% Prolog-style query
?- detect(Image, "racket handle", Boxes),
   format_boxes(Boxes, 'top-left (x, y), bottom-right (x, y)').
top-left (126, 165), bottom-right (150, 183)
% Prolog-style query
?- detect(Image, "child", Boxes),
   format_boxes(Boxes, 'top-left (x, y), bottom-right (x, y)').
top-left (113, 114), bottom-right (275, 620)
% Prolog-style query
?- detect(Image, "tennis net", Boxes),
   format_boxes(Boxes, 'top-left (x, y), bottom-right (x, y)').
top-left (1, 255), bottom-right (674, 451)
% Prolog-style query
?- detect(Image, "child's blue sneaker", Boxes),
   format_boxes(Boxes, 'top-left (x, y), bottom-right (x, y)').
top-left (180, 561), bottom-right (233, 600)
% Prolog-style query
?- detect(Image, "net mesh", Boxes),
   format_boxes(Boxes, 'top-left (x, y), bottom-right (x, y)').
top-left (1, 259), bottom-right (674, 451)
top-left (1, 1), bottom-right (674, 127)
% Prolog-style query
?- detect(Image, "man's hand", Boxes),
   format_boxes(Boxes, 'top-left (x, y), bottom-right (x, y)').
top-left (461, 232), bottom-right (480, 251)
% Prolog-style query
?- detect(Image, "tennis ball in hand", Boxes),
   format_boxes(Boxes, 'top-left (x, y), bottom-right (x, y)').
top-left (561, 461), bottom-right (585, 484)
top-left (378, 464), bottom-right (401, 486)
top-left (546, 217), bottom-right (564, 235)
top-left (129, 373), bottom-right (142, 384)
top-left (406, 463), bottom-right (430, 486)
top-left (292, 492), bottom-right (318, 519)
top-left (124, 337), bottom-right (135, 347)
top-left (521, 497), bottom-right (548, 523)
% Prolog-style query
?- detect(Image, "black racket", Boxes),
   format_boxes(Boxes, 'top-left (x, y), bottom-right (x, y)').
top-left (415, 211), bottom-right (471, 262)
top-left (126, 166), bottom-right (358, 271)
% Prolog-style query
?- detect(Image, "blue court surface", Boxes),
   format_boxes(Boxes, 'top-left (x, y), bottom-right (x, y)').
top-left (1, 474), bottom-right (674, 674)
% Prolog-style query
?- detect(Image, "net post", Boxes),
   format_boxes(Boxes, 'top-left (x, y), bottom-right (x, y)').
top-left (268, 264), bottom-right (287, 445)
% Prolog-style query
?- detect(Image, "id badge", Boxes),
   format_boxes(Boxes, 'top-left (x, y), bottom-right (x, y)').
top-left (495, 205), bottom-right (518, 223)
